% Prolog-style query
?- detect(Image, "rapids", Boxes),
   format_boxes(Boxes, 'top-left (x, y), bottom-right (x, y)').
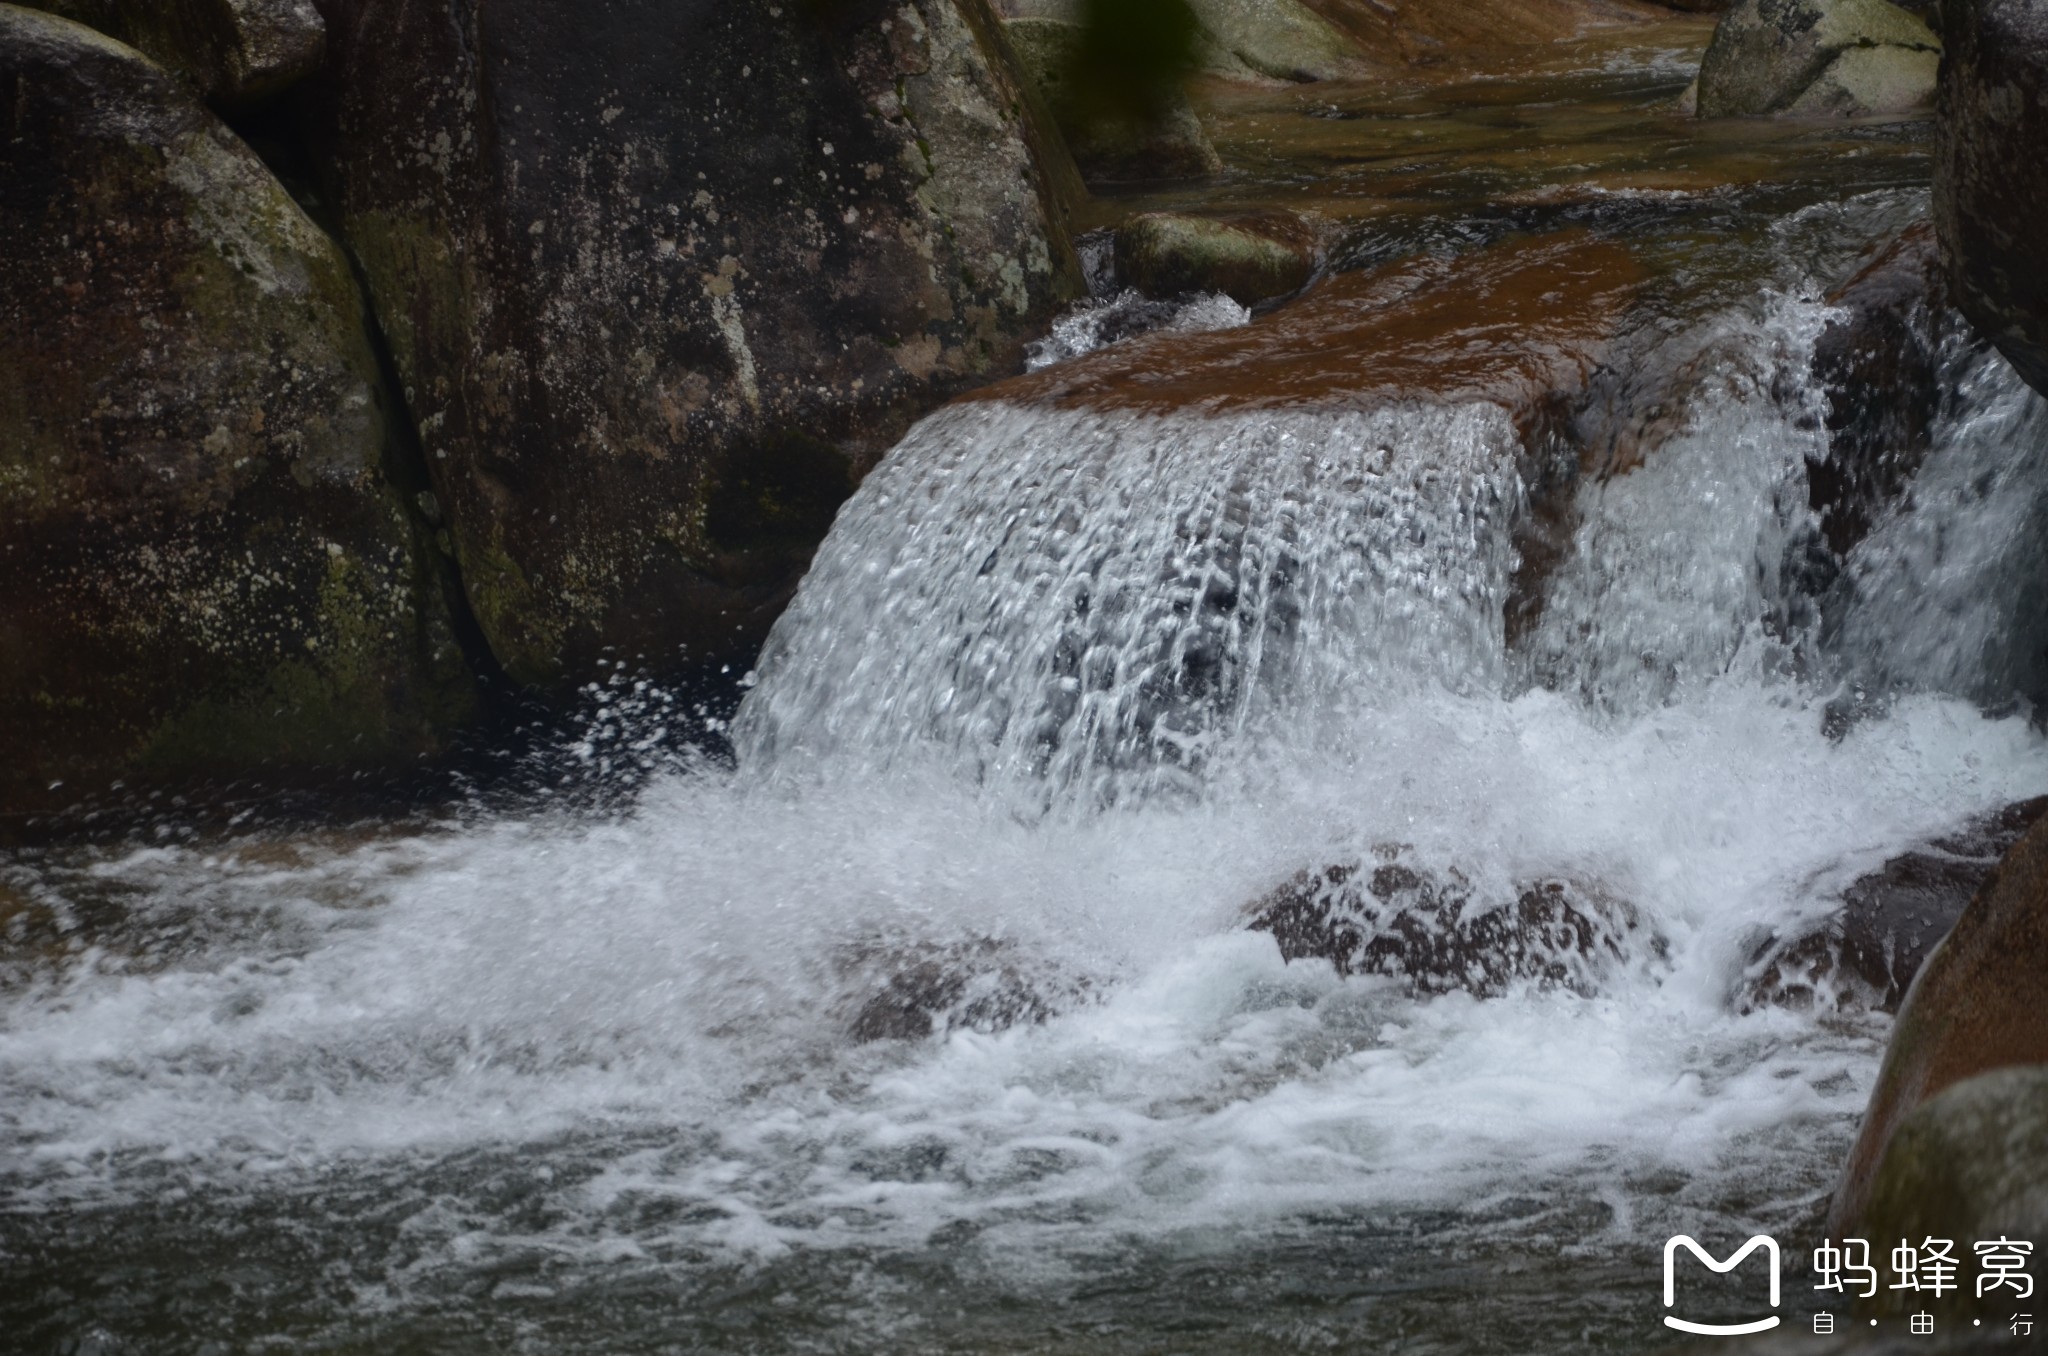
top-left (7, 22), bottom-right (2048, 1356)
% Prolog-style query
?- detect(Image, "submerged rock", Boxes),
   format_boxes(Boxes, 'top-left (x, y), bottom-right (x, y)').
top-left (1113, 210), bottom-right (1319, 307)
top-left (1741, 798), bottom-right (2048, 1013)
top-left (1853, 1066), bottom-right (2048, 1317)
top-left (1829, 812), bottom-right (2048, 1235)
top-left (22, 0), bottom-right (323, 106)
top-left (1248, 851), bottom-right (1657, 997)
top-left (1696, 0), bottom-right (1940, 117)
top-left (0, 6), bottom-right (475, 819)
top-left (844, 938), bottom-right (1074, 1041)
top-left (305, 0), bottom-right (1086, 688)
top-left (1006, 17), bottom-right (1222, 182)
top-left (1935, 0), bottom-right (2048, 401)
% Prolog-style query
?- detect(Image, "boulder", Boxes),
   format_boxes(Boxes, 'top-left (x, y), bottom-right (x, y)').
top-left (304, 0), bottom-right (1087, 688)
top-left (23, 0), bottom-right (324, 107)
top-left (1742, 797), bottom-right (2047, 1012)
top-left (1852, 1066), bottom-right (2048, 1317)
top-left (1696, 0), bottom-right (1940, 117)
top-left (1006, 17), bottom-right (1223, 182)
top-left (1113, 210), bottom-right (1318, 306)
top-left (0, 6), bottom-right (475, 820)
top-left (1935, 0), bottom-right (2048, 401)
top-left (1248, 851), bottom-right (1660, 997)
top-left (1829, 813), bottom-right (2048, 1235)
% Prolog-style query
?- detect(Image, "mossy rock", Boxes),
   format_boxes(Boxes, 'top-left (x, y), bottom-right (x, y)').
top-left (1114, 210), bottom-right (1318, 306)
top-left (304, 0), bottom-right (1086, 688)
top-left (0, 5), bottom-right (476, 819)
top-left (1696, 0), bottom-right (1940, 117)
top-left (19, 0), bottom-right (323, 107)
top-left (1005, 17), bottom-right (1222, 182)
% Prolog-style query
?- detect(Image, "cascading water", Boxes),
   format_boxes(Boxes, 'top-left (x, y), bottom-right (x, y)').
top-left (10, 104), bottom-right (2048, 1356)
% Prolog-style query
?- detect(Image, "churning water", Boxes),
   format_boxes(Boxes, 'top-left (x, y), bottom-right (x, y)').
top-left (10, 199), bottom-right (2048, 1356)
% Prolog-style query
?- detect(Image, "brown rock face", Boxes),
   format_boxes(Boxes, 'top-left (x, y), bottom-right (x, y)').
top-left (0, 6), bottom-right (475, 820)
top-left (1299, 0), bottom-right (1667, 67)
top-left (23, 0), bottom-right (325, 106)
top-left (1936, 0), bottom-right (2048, 401)
top-left (974, 229), bottom-right (1642, 415)
top-left (1829, 812), bottom-right (2048, 1235)
top-left (1249, 852), bottom-right (1656, 997)
top-left (305, 0), bottom-right (1087, 687)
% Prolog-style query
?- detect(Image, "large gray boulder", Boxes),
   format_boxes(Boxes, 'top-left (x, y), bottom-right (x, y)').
top-left (1697, 0), bottom-right (1941, 116)
top-left (21, 0), bottom-right (324, 106)
top-left (1935, 0), bottom-right (2048, 400)
top-left (0, 6), bottom-right (476, 819)
top-left (305, 0), bottom-right (1087, 688)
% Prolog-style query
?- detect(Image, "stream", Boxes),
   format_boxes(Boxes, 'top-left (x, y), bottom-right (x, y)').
top-left (7, 19), bottom-right (2048, 1356)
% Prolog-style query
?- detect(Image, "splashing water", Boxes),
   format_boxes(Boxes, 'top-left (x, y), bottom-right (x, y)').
top-left (9, 250), bottom-right (2048, 1353)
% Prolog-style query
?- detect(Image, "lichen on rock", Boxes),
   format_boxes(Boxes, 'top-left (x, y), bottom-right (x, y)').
top-left (0, 4), bottom-right (475, 818)
top-left (305, 0), bottom-right (1087, 689)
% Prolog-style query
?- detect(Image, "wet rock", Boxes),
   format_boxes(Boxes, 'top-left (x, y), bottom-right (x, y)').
top-left (1935, 0), bottom-right (2048, 401)
top-left (977, 228), bottom-right (1642, 416)
top-left (845, 939), bottom-right (1069, 1041)
top-left (1851, 1066), bottom-right (2048, 1315)
top-left (1184, 0), bottom-right (1368, 80)
top-left (23, 0), bottom-right (323, 106)
top-left (1741, 798), bottom-right (2048, 1013)
top-left (1300, 0), bottom-right (1667, 68)
top-left (1696, 0), bottom-right (1940, 118)
top-left (1114, 211), bottom-right (1319, 307)
top-left (1828, 812), bottom-right (2048, 1235)
top-left (304, 0), bottom-right (1087, 688)
top-left (1005, 17), bottom-right (1222, 182)
top-left (0, 7), bottom-right (476, 819)
top-left (1806, 225), bottom-right (1965, 560)
top-left (1248, 851), bottom-right (1657, 997)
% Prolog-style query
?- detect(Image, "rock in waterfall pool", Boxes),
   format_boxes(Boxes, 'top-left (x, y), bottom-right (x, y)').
top-left (10, 26), bottom-right (2048, 1356)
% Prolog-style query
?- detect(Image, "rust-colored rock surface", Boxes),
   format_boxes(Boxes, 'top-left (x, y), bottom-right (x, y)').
top-left (974, 229), bottom-right (1643, 416)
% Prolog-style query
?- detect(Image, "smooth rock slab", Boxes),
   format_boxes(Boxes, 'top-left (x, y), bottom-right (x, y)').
top-left (0, 6), bottom-right (474, 818)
